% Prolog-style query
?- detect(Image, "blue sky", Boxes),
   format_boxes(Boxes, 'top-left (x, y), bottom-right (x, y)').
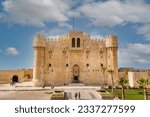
top-left (0, 0), bottom-right (150, 70)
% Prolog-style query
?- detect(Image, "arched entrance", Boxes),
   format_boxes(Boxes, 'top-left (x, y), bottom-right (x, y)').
top-left (12, 75), bottom-right (19, 82)
top-left (72, 65), bottom-right (80, 83)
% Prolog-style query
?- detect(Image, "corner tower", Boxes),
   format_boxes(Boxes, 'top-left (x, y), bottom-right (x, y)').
top-left (33, 34), bottom-right (46, 86)
top-left (106, 35), bottom-right (118, 84)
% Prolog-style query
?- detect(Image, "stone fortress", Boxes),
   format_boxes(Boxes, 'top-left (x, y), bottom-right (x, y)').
top-left (32, 31), bottom-right (118, 86)
top-left (0, 31), bottom-right (149, 88)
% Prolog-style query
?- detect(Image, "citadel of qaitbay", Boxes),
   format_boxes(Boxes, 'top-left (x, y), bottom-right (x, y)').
top-left (32, 31), bottom-right (118, 87)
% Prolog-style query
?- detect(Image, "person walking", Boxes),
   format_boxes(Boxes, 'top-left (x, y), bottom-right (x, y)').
top-left (42, 84), bottom-right (45, 89)
top-left (75, 92), bottom-right (78, 100)
top-left (12, 80), bottom-right (15, 86)
top-left (78, 92), bottom-right (81, 100)
top-left (10, 80), bottom-right (12, 86)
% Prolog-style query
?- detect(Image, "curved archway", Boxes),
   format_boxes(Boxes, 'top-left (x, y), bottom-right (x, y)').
top-left (12, 75), bottom-right (19, 82)
top-left (72, 64), bottom-right (80, 83)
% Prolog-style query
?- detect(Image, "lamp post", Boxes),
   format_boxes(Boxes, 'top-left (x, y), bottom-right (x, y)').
top-left (101, 64), bottom-right (106, 88)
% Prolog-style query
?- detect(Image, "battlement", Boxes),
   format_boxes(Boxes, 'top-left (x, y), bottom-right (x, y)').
top-left (47, 38), bottom-right (58, 42)
top-left (33, 32), bottom-right (118, 49)
top-left (33, 34), bottom-right (46, 48)
top-left (91, 38), bottom-right (105, 42)
top-left (107, 35), bottom-right (117, 39)
top-left (105, 35), bottom-right (118, 48)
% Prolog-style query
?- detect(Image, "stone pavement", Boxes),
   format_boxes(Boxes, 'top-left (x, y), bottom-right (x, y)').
top-left (64, 89), bottom-right (101, 100)
top-left (0, 82), bottom-right (102, 100)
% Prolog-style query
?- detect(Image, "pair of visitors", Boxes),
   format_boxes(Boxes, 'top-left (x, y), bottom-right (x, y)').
top-left (75, 92), bottom-right (81, 100)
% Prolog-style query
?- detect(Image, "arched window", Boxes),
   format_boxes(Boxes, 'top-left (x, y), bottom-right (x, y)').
top-left (72, 38), bottom-right (75, 47)
top-left (77, 38), bottom-right (80, 47)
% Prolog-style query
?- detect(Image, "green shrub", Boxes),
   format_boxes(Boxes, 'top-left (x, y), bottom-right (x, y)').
top-left (101, 94), bottom-right (114, 100)
top-left (51, 91), bottom-right (65, 100)
top-left (97, 89), bottom-right (106, 93)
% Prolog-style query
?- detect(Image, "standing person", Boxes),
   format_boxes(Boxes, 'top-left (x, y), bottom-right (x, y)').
top-left (51, 85), bottom-right (54, 89)
top-left (75, 92), bottom-right (78, 100)
top-left (12, 80), bottom-right (15, 86)
top-left (10, 80), bottom-right (12, 86)
top-left (78, 92), bottom-right (81, 100)
top-left (42, 83), bottom-right (45, 89)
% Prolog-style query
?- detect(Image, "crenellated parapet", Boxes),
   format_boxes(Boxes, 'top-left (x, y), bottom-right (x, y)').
top-left (105, 35), bottom-right (118, 49)
top-left (33, 34), bottom-right (46, 48)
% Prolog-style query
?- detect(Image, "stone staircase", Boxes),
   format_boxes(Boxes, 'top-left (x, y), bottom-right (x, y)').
top-left (67, 83), bottom-right (85, 86)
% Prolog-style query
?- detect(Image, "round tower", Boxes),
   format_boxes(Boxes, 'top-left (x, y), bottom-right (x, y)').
top-left (106, 35), bottom-right (118, 84)
top-left (106, 35), bottom-right (118, 48)
top-left (33, 34), bottom-right (46, 87)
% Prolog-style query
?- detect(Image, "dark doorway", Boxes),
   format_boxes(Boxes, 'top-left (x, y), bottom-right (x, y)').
top-left (12, 75), bottom-right (19, 82)
top-left (73, 76), bottom-right (79, 83)
top-left (72, 65), bottom-right (80, 83)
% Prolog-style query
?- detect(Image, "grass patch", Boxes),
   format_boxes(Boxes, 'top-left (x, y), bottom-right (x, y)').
top-left (106, 89), bottom-right (150, 100)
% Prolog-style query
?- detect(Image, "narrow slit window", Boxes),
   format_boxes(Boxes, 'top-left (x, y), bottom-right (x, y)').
top-left (77, 38), bottom-right (80, 47)
top-left (72, 38), bottom-right (75, 47)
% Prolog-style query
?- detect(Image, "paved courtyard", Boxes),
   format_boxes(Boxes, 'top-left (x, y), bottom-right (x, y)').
top-left (0, 82), bottom-right (102, 100)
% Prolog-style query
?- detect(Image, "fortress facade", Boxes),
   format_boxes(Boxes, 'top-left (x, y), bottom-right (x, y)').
top-left (33, 31), bottom-right (118, 86)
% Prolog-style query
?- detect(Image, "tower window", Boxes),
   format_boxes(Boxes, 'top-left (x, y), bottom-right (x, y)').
top-left (66, 64), bottom-right (68, 67)
top-left (49, 64), bottom-right (51, 67)
top-left (77, 38), bottom-right (80, 47)
top-left (72, 38), bottom-right (75, 47)
top-left (87, 63), bottom-right (89, 67)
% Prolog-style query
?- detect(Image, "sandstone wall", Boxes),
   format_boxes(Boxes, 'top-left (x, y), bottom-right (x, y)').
top-left (0, 69), bottom-right (33, 84)
top-left (33, 31), bottom-right (119, 86)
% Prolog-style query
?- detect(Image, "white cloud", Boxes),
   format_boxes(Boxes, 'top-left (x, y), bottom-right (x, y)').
top-left (5, 47), bottom-right (19, 56)
top-left (91, 35), bottom-right (103, 39)
top-left (1, 0), bottom-right (150, 40)
top-left (119, 43), bottom-right (150, 66)
top-left (136, 24), bottom-right (150, 40)
top-left (0, 0), bottom-right (72, 27)
top-left (47, 35), bottom-right (60, 39)
top-left (58, 22), bottom-right (72, 29)
top-left (38, 27), bottom-right (66, 39)
top-left (1, 0), bottom-right (150, 30)
top-left (78, 0), bottom-right (150, 27)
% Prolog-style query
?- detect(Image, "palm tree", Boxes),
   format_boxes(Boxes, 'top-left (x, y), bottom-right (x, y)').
top-left (137, 78), bottom-right (150, 100)
top-left (108, 69), bottom-right (114, 94)
top-left (118, 78), bottom-right (128, 100)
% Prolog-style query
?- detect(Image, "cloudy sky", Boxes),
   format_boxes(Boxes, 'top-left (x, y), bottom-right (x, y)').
top-left (0, 0), bottom-right (150, 70)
